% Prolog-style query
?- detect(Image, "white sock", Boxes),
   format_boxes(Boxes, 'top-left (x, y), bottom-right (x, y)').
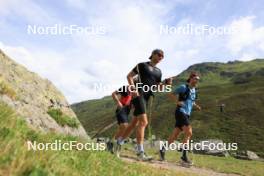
top-left (117, 137), bottom-right (124, 145)
top-left (138, 144), bottom-right (144, 152)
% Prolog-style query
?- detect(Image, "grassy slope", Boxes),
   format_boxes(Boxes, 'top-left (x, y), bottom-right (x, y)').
top-left (0, 102), bottom-right (190, 176)
top-left (72, 59), bottom-right (264, 156)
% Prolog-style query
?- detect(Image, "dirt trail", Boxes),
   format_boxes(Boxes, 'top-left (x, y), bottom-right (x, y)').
top-left (120, 155), bottom-right (240, 176)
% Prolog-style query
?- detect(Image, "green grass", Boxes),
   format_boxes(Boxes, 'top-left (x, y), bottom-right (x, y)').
top-left (47, 108), bottom-right (79, 128)
top-left (0, 102), bottom-right (191, 176)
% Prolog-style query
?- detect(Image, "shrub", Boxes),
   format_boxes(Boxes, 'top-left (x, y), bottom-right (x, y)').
top-left (0, 79), bottom-right (17, 100)
top-left (47, 108), bottom-right (79, 128)
top-left (232, 72), bottom-right (253, 84)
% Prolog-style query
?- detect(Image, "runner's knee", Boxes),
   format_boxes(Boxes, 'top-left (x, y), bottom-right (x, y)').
top-left (138, 120), bottom-right (147, 127)
top-left (138, 119), bottom-right (148, 127)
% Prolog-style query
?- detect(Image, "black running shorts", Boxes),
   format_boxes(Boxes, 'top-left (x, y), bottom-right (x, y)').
top-left (131, 93), bottom-right (151, 117)
top-left (175, 108), bottom-right (190, 129)
top-left (116, 106), bottom-right (130, 125)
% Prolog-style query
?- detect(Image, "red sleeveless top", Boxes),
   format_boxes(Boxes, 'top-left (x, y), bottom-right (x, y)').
top-left (120, 95), bottom-right (132, 106)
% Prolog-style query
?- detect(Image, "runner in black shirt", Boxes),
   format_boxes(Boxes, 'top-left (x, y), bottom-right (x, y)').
top-left (115, 49), bottom-right (172, 161)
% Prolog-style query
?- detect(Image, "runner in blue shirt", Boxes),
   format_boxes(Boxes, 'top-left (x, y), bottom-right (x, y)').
top-left (160, 72), bottom-right (201, 165)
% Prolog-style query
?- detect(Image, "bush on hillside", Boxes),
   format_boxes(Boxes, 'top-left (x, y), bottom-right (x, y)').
top-left (0, 78), bottom-right (17, 100)
top-left (47, 108), bottom-right (79, 128)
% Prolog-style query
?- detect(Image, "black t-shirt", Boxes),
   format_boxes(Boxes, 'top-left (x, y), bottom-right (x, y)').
top-left (132, 62), bottom-right (162, 96)
top-left (133, 62), bottom-right (162, 100)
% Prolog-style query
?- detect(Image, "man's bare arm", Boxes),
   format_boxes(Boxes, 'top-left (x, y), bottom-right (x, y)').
top-left (157, 78), bottom-right (173, 90)
top-left (127, 70), bottom-right (137, 86)
top-left (193, 102), bottom-right (201, 111)
top-left (168, 93), bottom-right (185, 107)
top-left (112, 91), bottom-right (122, 108)
top-left (127, 70), bottom-right (139, 97)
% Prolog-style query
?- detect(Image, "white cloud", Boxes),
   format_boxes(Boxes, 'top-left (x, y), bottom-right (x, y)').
top-left (0, 42), bottom-right (34, 66)
top-left (65, 0), bottom-right (88, 10)
top-left (238, 53), bottom-right (256, 61)
top-left (1, 1), bottom-right (264, 103)
top-left (0, 0), bottom-right (56, 24)
top-left (228, 16), bottom-right (264, 54)
top-left (0, 41), bottom-right (95, 103)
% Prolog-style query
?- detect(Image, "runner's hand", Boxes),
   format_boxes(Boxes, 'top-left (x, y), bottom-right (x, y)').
top-left (196, 105), bottom-right (202, 111)
top-left (177, 101), bottom-right (184, 106)
top-left (117, 101), bottom-right (123, 109)
top-left (165, 77), bottom-right (173, 85)
top-left (131, 90), bottom-right (139, 97)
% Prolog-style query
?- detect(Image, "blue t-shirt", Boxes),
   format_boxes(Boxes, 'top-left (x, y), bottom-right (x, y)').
top-left (173, 84), bottom-right (196, 116)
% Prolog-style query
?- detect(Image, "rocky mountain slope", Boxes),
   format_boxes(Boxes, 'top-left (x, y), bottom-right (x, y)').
top-left (0, 49), bottom-right (88, 138)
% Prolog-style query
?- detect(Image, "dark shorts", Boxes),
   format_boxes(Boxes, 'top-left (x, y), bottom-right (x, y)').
top-left (175, 108), bottom-right (190, 129)
top-left (116, 106), bottom-right (130, 125)
top-left (131, 93), bottom-right (151, 117)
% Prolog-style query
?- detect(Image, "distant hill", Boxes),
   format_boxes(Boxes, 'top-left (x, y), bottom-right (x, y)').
top-left (72, 59), bottom-right (264, 156)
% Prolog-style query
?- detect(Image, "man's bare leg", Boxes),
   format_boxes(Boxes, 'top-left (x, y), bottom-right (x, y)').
top-left (182, 125), bottom-right (192, 143)
top-left (160, 127), bottom-right (181, 161)
top-left (115, 118), bottom-right (138, 157)
top-left (136, 114), bottom-right (148, 153)
top-left (168, 127), bottom-right (181, 144)
top-left (114, 123), bottom-right (128, 140)
top-left (121, 117), bottom-right (138, 140)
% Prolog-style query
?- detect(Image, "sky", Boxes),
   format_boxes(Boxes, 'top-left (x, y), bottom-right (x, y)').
top-left (0, 0), bottom-right (264, 103)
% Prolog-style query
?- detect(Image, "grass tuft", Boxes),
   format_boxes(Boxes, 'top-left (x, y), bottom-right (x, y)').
top-left (0, 78), bottom-right (17, 100)
top-left (47, 108), bottom-right (79, 128)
